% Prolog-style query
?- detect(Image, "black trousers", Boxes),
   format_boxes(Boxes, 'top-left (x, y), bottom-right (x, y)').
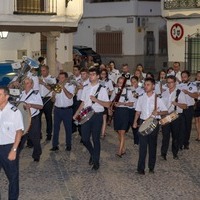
top-left (137, 120), bottom-right (159, 172)
top-left (52, 107), bottom-right (73, 147)
top-left (81, 112), bottom-right (103, 165)
top-left (128, 108), bottom-right (139, 144)
top-left (39, 97), bottom-right (54, 138)
top-left (0, 144), bottom-right (19, 200)
top-left (20, 114), bottom-right (42, 160)
top-left (161, 115), bottom-right (182, 157)
top-left (72, 97), bottom-right (82, 135)
top-left (182, 106), bottom-right (194, 147)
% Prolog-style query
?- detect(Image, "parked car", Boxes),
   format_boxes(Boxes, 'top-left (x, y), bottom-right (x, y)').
top-left (73, 46), bottom-right (102, 64)
top-left (0, 61), bottom-right (17, 86)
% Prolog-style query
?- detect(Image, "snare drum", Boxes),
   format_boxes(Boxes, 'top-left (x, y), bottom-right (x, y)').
top-left (159, 111), bottom-right (179, 126)
top-left (75, 106), bottom-right (95, 125)
top-left (138, 117), bottom-right (158, 136)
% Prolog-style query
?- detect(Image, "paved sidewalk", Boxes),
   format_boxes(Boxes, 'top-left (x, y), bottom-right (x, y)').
top-left (0, 122), bottom-right (200, 200)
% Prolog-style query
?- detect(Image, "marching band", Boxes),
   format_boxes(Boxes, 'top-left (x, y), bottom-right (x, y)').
top-left (1, 57), bottom-right (200, 199)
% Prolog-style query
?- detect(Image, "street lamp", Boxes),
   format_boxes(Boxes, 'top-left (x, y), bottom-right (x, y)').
top-left (0, 31), bottom-right (8, 39)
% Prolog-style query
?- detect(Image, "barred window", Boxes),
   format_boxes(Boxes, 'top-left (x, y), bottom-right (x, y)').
top-left (90, 0), bottom-right (129, 3)
top-left (96, 31), bottom-right (122, 55)
top-left (40, 34), bottom-right (47, 57)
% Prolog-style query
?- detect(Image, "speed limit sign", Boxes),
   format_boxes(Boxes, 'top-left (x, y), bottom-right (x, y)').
top-left (170, 23), bottom-right (184, 41)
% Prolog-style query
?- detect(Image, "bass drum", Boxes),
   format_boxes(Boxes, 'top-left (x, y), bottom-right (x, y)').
top-left (138, 117), bottom-right (158, 136)
top-left (17, 102), bottom-right (31, 135)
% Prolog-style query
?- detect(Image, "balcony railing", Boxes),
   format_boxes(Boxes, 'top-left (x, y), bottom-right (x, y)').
top-left (14, 0), bottom-right (57, 15)
top-left (164, 0), bottom-right (200, 10)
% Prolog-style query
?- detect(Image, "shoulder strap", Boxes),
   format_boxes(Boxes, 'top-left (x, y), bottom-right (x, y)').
top-left (92, 84), bottom-right (102, 104)
top-left (94, 84), bottom-right (102, 99)
top-left (174, 89), bottom-right (181, 111)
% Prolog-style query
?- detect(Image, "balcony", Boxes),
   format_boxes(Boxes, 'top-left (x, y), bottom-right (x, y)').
top-left (14, 0), bottom-right (57, 15)
top-left (164, 0), bottom-right (200, 10)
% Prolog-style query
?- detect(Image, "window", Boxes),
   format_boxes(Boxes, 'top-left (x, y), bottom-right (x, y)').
top-left (185, 35), bottom-right (200, 73)
top-left (145, 31), bottom-right (155, 56)
top-left (159, 28), bottom-right (167, 55)
top-left (96, 32), bottom-right (122, 55)
top-left (40, 34), bottom-right (47, 57)
top-left (90, 0), bottom-right (129, 3)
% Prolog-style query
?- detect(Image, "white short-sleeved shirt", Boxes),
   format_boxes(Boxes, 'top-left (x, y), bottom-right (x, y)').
top-left (177, 82), bottom-right (197, 106)
top-left (27, 72), bottom-right (40, 91)
top-left (99, 79), bottom-right (114, 94)
top-left (110, 87), bottom-right (134, 108)
top-left (54, 83), bottom-right (75, 107)
top-left (81, 83), bottom-right (109, 112)
top-left (128, 86), bottom-right (144, 109)
top-left (155, 81), bottom-right (167, 95)
top-left (161, 88), bottom-right (187, 114)
top-left (20, 89), bottom-right (43, 117)
top-left (0, 102), bottom-right (24, 145)
top-left (76, 79), bottom-right (90, 101)
top-left (109, 69), bottom-right (120, 84)
top-left (39, 75), bottom-right (56, 97)
top-left (135, 92), bottom-right (167, 120)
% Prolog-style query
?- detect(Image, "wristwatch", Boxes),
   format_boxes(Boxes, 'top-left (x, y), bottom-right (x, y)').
top-left (12, 147), bottom-right (17, 152)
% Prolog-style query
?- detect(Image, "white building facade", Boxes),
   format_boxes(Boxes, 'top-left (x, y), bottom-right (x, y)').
top-left (74, 0), bottom-right (167, 73)
top-left (0, 0), bottom-right (83, 75)
top-left (162, 0), bottom-right (200, 73)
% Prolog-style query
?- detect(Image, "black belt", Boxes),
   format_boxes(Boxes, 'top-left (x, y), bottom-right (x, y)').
top-left (0, 143), bottom-right (13, 147)
top-left (55, 106), bottom-right (72, 109)
top-left (42, 96), bottom-right (51, 99)
top-left (94, 112), bottom-right (103, 114)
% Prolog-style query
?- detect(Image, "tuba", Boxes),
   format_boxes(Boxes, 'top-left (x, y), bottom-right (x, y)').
top-left (9, 56), bottom-right (39, 104)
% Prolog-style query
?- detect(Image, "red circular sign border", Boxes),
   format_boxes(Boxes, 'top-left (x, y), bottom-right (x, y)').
top-left (170, 23), bottom-right (184, 41)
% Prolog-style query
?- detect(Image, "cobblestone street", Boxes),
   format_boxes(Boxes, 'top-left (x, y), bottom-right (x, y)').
top-left (1, 121), bottom-right (200, 200)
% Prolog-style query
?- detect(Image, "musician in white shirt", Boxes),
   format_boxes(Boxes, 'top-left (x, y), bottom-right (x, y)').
top-left (75, 68), bottom-right (90, 141)
top-left (19, 77), bottom-right (43, 162)
top-left (108, 61), bottom-right (120, 84)
top-left (99, 68), bottom-right (114, 138)
top-left (73, 67), bottom-right (110, 170)
top-left (161, 75), bottom-right (187, 160)
top-left (0, 86), bottom-right (24, 200)
top-left (177, 70), bottom-right (198, 149)
top-left (128, 76), bottom-right (144, 145)
top-left (50, 72), bottom-right (75, 152)
top-left (39, 65), bottom-right (56, 141)
top-left (72, 65), bottom-right (82, 133)
top-left (133, 78), bottom-right (167, 174)
top-left (110, 76), bottom-right (134, 157)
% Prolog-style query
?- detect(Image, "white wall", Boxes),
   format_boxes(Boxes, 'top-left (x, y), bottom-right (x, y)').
top-left (74, 16), bottom-right (166, 56)
top-left (0, 33), bottom-right (40, 61)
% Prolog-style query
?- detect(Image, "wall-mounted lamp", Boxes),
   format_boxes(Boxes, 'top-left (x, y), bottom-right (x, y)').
top-left (0, 31), bottom-right (8, 39)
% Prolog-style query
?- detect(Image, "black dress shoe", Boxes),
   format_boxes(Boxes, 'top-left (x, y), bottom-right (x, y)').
top-left (149, 169), bottom-right (154, 174)
top-left (161, 154), bottom-right (167, 161)
top-left (50, 146), bottom-right (59, 151)
top-left (65, 146), bottom-right (71, 151)
top-left (184, 145), bottom-right (189, 150)
top-left (173, 155), bottom-right (179, 160)
top-left (92, 163), bottom-right (99, 170)
top-left (45, 136), bottom-right (52, 141)
top-left (89, 157), bottom-right (94, 165)
top-left (136, 170), bottom-right (145, 175)
top-left (34, 158), bottom-right (40, 162)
